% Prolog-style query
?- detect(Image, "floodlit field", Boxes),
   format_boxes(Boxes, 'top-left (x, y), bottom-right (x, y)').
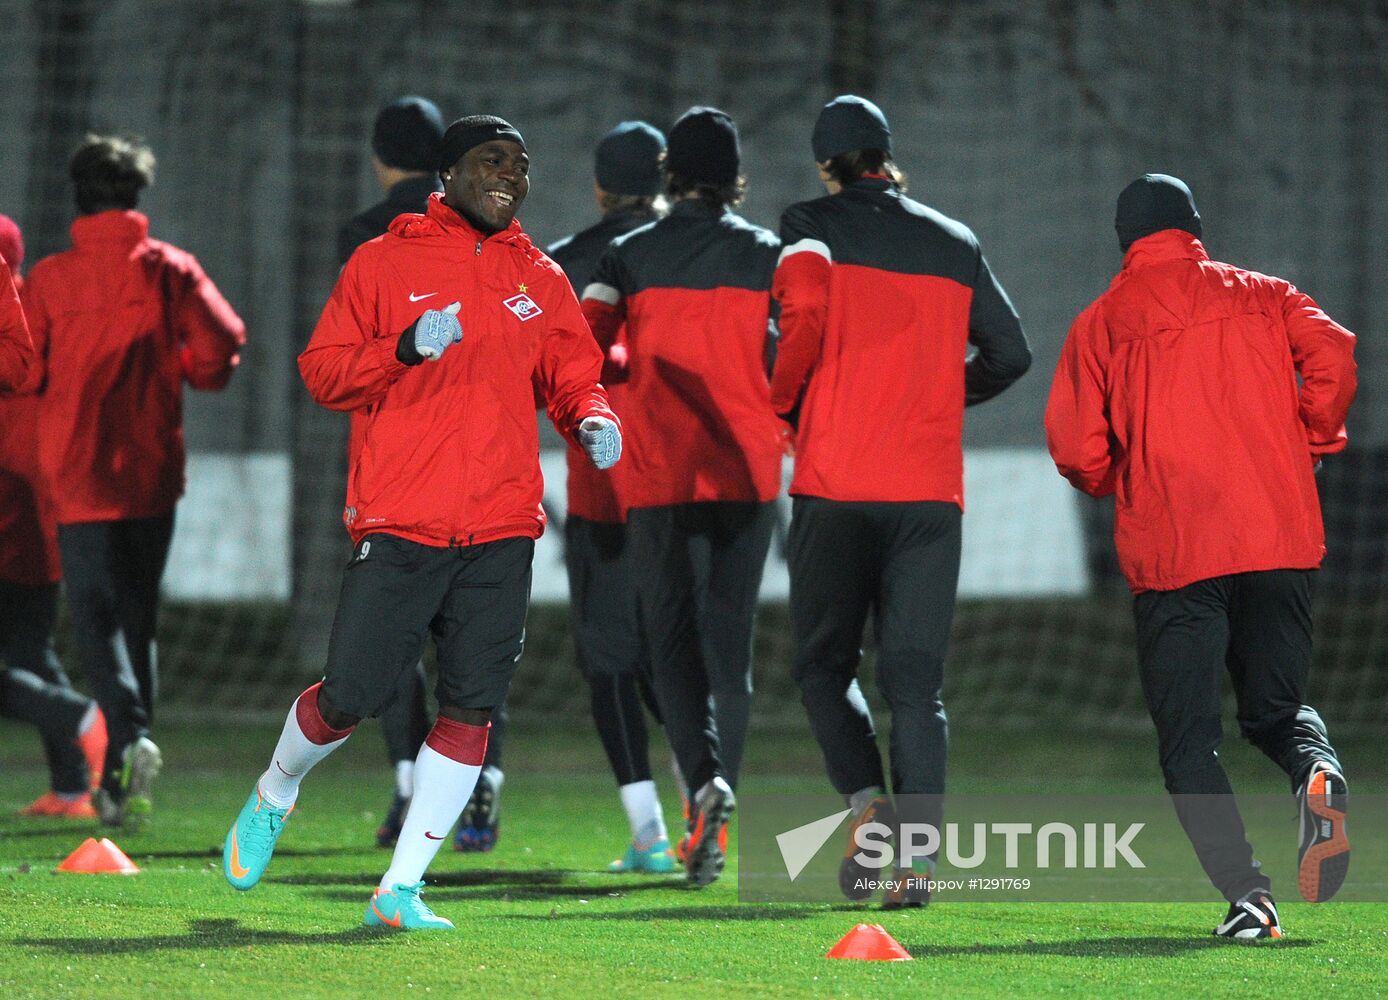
top-left (1, 720), bottom-right (1383, 999)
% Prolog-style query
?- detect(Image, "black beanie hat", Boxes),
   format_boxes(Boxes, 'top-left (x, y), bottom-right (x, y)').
top-left (812, 94), bottom-right (892, 162)
top-left (1115, 173), bottom-right (1203, 252)
top-left (371, 96), bottom-right (445, 172)
top-left (666, 107), bottom-right (740, 186)
top-left (595, 121), bottom-right (666, 196)
top-left (438, 115), bottom-right (527, 172)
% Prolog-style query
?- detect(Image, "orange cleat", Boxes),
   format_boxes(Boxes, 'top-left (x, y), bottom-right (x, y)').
top-left (19, 791), bottom-right (98, 818)
top-left (76, 706), bottom-right (109, 792)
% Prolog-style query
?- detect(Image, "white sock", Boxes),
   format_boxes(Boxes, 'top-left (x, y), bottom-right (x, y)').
top-left (76, 702), bottom-right (99, 737)
top-left (380, 718), bottom-right (489, 890)
top-left (258, 686), bottom-right (352, 808)
top-left (481, 764), bottom-right (504, 796)
top-left (395, 760), bottom-right (414, 799)
top-left (619, 780), bottom-right (667, 845)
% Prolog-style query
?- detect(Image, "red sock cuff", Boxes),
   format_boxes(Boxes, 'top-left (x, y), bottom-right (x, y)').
top-left (295, 682), bottom-right (354, 745)
top-left (425, 717), bottom-right (490, 765)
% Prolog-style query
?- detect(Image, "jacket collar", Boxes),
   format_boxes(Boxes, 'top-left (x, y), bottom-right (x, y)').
top-left (846, 176), bottom-right (894, 194)
top-left (1122, 229), bottom-right (1209, 271)
top-left (70, 210), bottom-right (148, 250)
top-left (404, 191), bottom-right (527, 246)
top-left (669, 197), bottom-right (729, 220)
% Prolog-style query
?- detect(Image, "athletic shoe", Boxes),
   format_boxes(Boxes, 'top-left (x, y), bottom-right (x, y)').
top-left (1213, 889), bottom-right (1282, 939)
top-left (18, 791), bottom-right (97, 819)
top-left (76, 706), bottom-right (108, 793)
top-left (1298, 761), bottom-right (1350, 903)
top-left (364, 881), bottom-right (454, 930)
top-left (684, 777), bottom-right (735, 887)
top-left (841, 795), bottom-right (895, 901)
top-left (675, 794), bottom-right (691, 863)
top-left (376, 793), bottom-right (409, 849)
top-left (453, 770), bottom-right (501, 853)
top-left (95, 737), bottom-right (162, 827)
top-left (223, 785), bottom-right (294, 891)
top-left (608, 837), bottom-right (677, 874)
top-left (882, 862), bottom-right (932, 910)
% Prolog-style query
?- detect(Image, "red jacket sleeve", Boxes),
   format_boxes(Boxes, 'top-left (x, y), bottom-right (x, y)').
top-left (538, 277), bottom-right (616, 449)
top-left (298, 249), bottom-right (410, 412)
top-left (1046, 302), bottom-right (1117, 497)
top-left (769, 205), bottom-right (831, 418)
top-left (579, 244), bottom-right (627, 355)
top-left (1281, 284), bottom-right (1357, 454)
top-left (0, 264), bottom-right (36, 394)
top-left (171, 254), bottom-right (246, 391)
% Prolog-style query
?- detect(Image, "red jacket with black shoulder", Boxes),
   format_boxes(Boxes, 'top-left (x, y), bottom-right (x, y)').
top-left (21, 210), bottom-right (245, 524)
top-left (300, 193), bottom-right (616, 547)
top-left (770, 178), bottom-right (1030, 506)
top-left (581, 199), bottom-right (782, 509)
top-left (546, 205), bottom-right (659, 523)
top-left (1045, 229), bottom-right (1357, 592)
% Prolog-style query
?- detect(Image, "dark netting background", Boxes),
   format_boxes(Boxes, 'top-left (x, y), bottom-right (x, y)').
top-left (1, 0), bottom-right (1384, 731)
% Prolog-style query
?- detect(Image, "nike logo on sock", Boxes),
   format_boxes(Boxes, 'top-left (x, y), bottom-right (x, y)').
top-left (424, 831), bottom-right (444, 840)
top-left (274, 760), bottom-right (301, 777)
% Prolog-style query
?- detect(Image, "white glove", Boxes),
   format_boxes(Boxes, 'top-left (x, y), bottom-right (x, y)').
top-left (577, 416), bottom-right (622, 470)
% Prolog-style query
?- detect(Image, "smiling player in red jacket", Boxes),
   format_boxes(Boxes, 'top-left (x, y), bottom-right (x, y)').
top-left (1046, 174), bottom-right (1356, 939)
top-left (222, 116), bottom-right (620, 931)
top-left (22, 135), bottom-right (245, 827)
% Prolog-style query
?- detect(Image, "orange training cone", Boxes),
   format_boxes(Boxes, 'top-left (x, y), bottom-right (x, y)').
top-left (826, 923), bottom-right (913, 961)
top-left (54, 837), bottom-right (140, 875)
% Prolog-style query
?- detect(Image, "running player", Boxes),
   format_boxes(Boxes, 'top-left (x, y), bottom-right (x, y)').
top-left (223, 115), bottom-right (620, 930)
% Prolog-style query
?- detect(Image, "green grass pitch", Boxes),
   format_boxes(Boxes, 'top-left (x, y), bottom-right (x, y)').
top-left (0, 718), bottom-right (1383, 999)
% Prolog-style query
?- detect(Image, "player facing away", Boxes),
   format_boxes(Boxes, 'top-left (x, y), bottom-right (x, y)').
top-left (1045, 174), bottom-right (1356, 939)
top-left (223, 116), bottom-right (622, 930)
top-left (548, 121), bottom-right (676, 873)
top-left (0, 226), bottom-right (107, 817)
top-left (582, 107), bottom-right (783, 886)
top-left (22, 136), bottom-right (246, 826)
top-left (772, 96), bottom-right (1031, 909)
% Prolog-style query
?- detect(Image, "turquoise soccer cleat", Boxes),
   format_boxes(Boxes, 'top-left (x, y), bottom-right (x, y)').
top-left (608, 837), bottom-right (677, 874)
top-left (223, 785), bottom-right (293, 891)
top-left (365, 882), bottom-right (454, 930)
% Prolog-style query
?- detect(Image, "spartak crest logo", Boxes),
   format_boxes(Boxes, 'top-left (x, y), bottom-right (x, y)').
top-left (503, 291), bottom-right (543, 322)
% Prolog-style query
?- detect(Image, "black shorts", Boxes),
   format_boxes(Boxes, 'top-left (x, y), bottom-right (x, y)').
top-left (320, 533), bottom-right (533, 718)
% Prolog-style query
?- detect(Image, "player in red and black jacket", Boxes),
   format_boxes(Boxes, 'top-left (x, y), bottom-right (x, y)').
top-left (22, 136), bottom-right (245, 827)
top-left (0, 224), bottom-right (108, 819)
top-left (771, 96), bottom-right (1030, 908)
top-left (223, 116), bottom-right (621, 931)
top-left (1046, 174), bottom-right (1356, 937)
top-left (582, 107), bottom-right (782, 887)
top-left (548, 121), bottom-right (676, 874)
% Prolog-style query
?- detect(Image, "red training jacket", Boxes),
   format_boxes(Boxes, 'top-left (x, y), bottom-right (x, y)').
top-left (300, 192), bottom-right (616, 548)
top-left (22, 210), bottom-right (246, 524)
top-left (0, 262), bottom-right (58, 585)
top-left (1045, 230), bottom-right (1357, 593)
top-left (772, 179), bottom-right (1031, 506)
top-left (581, 199), bottom-right (782, 509)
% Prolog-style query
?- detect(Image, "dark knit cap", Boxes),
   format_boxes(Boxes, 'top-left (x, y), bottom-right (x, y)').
top-left (438, 115), bottom-right (526, 171)
top-left (371, 96), bottom-right (445, 171)
top-left (812, 94), bottom-right (892, 162)
top-left (1115, 173), bottom-right (1203, 251)
top-left (595, 121), bottom-right (666, 196)
top-left (666, 107), bottom-right (740, 186)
